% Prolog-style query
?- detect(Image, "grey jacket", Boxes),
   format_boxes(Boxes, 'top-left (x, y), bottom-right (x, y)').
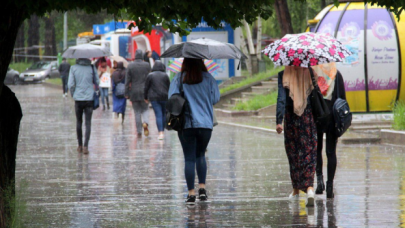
top-left (68, 58), bottom-right (99, 101)
top-left (144, 61), bottom-right (170, 101)
top-left (125, 50), bottom-right (151, 101)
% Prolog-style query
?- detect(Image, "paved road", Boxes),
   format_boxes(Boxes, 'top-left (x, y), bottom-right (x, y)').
top-left (10, 84), bottom-right (405, 227)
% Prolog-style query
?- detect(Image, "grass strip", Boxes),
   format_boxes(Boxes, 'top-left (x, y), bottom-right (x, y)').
top-left (45, 78), bottom-right (63, 86)
top-left (233, 92), bottom-right (278, 111)
top-left (392, 101), bottom-right (405, 130)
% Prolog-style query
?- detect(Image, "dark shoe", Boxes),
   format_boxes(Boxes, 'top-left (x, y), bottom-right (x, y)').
top-left (77, 146), bottom-right (83, 153)
top-left (185, 195), bottom-right (196, 205)
top-left (107, 102), bottom-right (110, 110)
top-left (137, 133), bottom-right (142, 138)
top-left (326, 181), bottom-right (334, 199)
top-left (83, 147), bottom-right (89, 154)
top-left (315, 175), bottom-right (325, 195)
top-left (121, 114), bottom-right (125, 124)
top-left (198, 188), bottom-right (208, 201)
top-left (103, 105), bottom-right (106, 111)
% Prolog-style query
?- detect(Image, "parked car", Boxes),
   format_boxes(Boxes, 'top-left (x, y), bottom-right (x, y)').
top-left (4, 67), bottom-right (20, 85)
top-left (19, 61), bottom-right (60, 82)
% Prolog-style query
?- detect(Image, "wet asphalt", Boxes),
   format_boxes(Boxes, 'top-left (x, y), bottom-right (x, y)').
top-left (10, 84), bottom-right (405, 227)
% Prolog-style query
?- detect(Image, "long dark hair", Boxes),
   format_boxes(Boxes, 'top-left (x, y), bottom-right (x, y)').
top-left (181, 58), bottom-right (208, 84)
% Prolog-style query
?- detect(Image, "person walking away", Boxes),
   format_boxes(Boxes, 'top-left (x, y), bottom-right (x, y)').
top-left (68, 58), bottom-right (99, 154)
top-left (97, 58), bottom-right (111, 110)
top-left (276, 66), bottom-right (317, 207)
top-left (112, 62), bottom-right (127, 123)
top-left (313, 63), bottom-right (346, 199)
top-left (125, 49), bottom-right (151, 137)
top-left (99, 66), bottom-right (111, 111)
top-left (58, 58), bottom-right (71, 97)
top-left (168, 58), bottom-right (220, 205)
top-left (144, 60), bottom-right (170, 140)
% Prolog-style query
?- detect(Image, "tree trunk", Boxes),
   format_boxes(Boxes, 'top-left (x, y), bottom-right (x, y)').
top-left (274, 0), bottom-right (294, 37)
top-left (256, 17), bottom-right (262, 61)
top-left (44, 16), bottom-right (57, 56)
top-left (28, 14), bottom-right (40, 62)
top-left (243, 20), bottom-right (258, 75)
top-left (15, 22), bottom-right (25, 63)
top-left (240, 27), bottom-right (252, 77)
top-left (0, 7), bottom-right (25, 227)
top-left (321, 0), bottom-right (327, 8)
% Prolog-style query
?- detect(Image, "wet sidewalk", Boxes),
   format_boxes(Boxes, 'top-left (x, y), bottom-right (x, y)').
top-left (10, 84), bottom-right (405, 227)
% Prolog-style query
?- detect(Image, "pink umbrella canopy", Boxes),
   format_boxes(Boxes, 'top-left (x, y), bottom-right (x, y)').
top-left (262, 32), bottom-right (352, 68)
top-left (167, 58), bottom-right (220, 74)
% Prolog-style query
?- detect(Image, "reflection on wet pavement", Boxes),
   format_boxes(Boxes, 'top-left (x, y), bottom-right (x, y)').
top-left (10, 84), bottom-right (405, 227)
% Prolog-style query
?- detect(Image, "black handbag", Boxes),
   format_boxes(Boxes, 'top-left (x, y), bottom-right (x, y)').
top-left (332, 75), bottom-right (352, 137)
top-left (308, 66), bottom-right (330, 124)
top-left (166, 74), bottom-right (187, 131)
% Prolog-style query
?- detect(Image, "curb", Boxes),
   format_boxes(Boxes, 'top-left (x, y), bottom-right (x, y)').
top-left (218, 121), bottom-right (277, 133)
top-left (218, 121), bottom-right (382, 145)
top-left (380, 129), bottom-right (405, 145)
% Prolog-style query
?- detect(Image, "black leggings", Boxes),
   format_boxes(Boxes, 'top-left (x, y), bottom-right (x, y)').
top-left (316, 124), bottom-right (338, 182)
top-left (75, 101), bottom-right (93, 147)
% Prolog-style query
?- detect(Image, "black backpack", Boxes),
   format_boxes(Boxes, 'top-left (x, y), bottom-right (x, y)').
top-left (333, 75), bottom-right (352, 137)
top-left (166, 74), bottom-right (187, 131)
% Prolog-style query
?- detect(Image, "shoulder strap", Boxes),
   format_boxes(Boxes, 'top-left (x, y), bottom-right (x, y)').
top-left (336, 72), bottom-right (340, 98)
top-left (91, 65), bottom-right (99, 90)
top-left (179, 73), bottom-right (184, 97)
top-left (308, 65), bottom-right (318, 89)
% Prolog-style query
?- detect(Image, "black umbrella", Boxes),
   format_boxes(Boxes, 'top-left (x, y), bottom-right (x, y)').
top-left (161, 38), bottom-right (247, 59)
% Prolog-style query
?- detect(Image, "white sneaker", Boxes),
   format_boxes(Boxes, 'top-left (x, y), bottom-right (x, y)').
top-left (158, 134), bottom-right (164, 140)
top-left (306, 189), bottom-right (315, 207)
top-left (289, 192), bottom-right (299, 200)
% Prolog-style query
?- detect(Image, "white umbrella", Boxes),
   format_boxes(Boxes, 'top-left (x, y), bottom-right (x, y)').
top-left (109, 55), bottom-right (129, 68)
top-left (62, 43), bottom-right (112, 59)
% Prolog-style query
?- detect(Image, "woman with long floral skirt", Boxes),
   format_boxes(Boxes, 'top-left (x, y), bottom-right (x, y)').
top-left (276, 66), bottom-right (317, 207)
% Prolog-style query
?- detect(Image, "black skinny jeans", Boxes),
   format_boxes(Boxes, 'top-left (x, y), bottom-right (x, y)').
top-left (316, 124), bottom-right (338, 182)
top-left (178, 128), bottom-right (212, 191)
top-left (75, 101), bottom-right (93, 147)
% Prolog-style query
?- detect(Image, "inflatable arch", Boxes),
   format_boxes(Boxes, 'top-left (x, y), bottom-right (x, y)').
top-left (308, 1), bottom-right (405, 112)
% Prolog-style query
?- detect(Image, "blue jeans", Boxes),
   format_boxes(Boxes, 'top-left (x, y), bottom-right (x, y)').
top-left (100, 88), bottom-right (109, 106)
top-left (151, 101), bottom-right (167, 132)
top-left (178, 128), bottom-right (212, 190)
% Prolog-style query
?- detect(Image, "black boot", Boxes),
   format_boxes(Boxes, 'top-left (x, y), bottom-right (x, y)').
top-left (315, 175), bottom-right (325, 194)
top-left (121, 113), bottom-right (125, 124)
top-left (326, 181), bottom-right (334, 199)
top-left (107, 101), bottom-right (110, 110)
top-left (103, 105), bottom-right (106, 111)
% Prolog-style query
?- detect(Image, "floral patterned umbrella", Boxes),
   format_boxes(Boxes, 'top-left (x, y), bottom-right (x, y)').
top-left (261, 32), bottom-right (352, 68)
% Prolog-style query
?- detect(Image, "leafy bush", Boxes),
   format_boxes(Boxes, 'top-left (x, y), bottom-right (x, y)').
top-left (233, 92), bottom-right (278, 111)
top-left (392, 101), bottom-right (405, 130)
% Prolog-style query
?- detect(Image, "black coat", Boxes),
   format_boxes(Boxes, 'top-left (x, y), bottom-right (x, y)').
top-left (144, 61), bottom-right (170, 101)
top-left (58, 62), bottom-right (71, 77)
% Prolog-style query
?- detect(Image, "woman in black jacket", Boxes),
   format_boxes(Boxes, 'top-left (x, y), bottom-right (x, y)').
top-left (144, 61), bottom-right (170, 140)
top-left (312, 63), bottom-right (346, 199)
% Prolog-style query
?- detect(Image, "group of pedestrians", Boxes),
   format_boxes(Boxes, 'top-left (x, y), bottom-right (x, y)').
top-left (65, 48), bottom-right (345, 207)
